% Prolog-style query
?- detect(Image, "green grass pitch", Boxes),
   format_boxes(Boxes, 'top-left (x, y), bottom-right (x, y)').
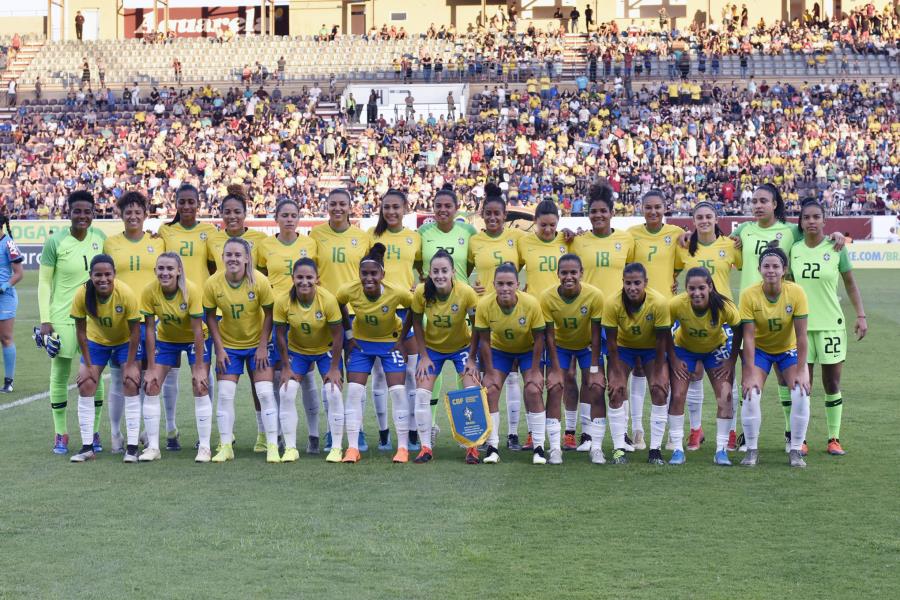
top-left (1, 270), bottom-right (898, 598)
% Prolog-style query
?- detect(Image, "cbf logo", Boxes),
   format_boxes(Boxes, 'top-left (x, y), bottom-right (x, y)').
top-left (458, 238), bottom-right (465, 246)
top-left (147, 246), bottom-right (155, 253)
top-left (406, 237), bottom-right (414, 245)
top-left (559, 246), bottom-right (566, 254)
top-left (518, 317), bottom-right (526, 326)
top-left (646, 314), bottom-right (654, 321)
top-left (776, 232), bottom-right (783, 240)
top-left (300, 249), bottom-right (308, 257)
top-left (199, 232), bottom-right (208, 240)
top-left (115, 305), bottom-right (124, 313)
top-left (719, 250), bottom-right (726, 258)
top-left (92, 243), bottom-right (100, 250)
top-left (823, 253), bottom-right (831, 261)
top-left (315, 311), bottom-right (323, 320)
top-left (507, 239), bottom-right (514, 247)
top-left (180, 302), bottom-right (188, 310)
top-left (664, 236), bottom-right (672, 245)
top-left (786, 305), bottom-right (794, 314)
top-left (381, 306), bottom-right (389, 313)
top-left (351, 239), bottom-right (359, 246)
top-left (580, 306), bottom-right (588, 315)
top-left (615, 243), bottom-right (622, 251)
top-left (451, 304), bottom-right (459, 312)
top-left (248, 292), bottom-right (256, 300)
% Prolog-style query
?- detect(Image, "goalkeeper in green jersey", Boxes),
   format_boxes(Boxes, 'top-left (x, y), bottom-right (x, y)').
top-left (38, 190), bottom-right (107, 455)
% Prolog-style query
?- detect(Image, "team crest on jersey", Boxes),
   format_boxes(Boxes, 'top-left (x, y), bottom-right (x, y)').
top-left (381, 306), bottom-right (389, 313)
top-left (406, 237), bottom-right (413, 245)
top-left (92, 243), bottom-right (100, 250)
top-left (615, 243), bottom-right (622, 251)
top-left (559, 246), bottom-right (567, 254)
top-left (451, 304), bottom-right (459, 312)
top-left (180, 303), bottom-right (187, 310)
top-left (300, 249), bottom-right (308, 257)
top-left (776, 232), bottom-right (783, 240)
top-left (351, 239), bottom-right (359, 246)
top-left (580, 306), bottom-right (588, 315)
top-left (147, 246), bottom-right (155, 253)
top-left (507, 239), bottom-right (514, 247)
top-left (248, 292), bottom-right (256, 300)
top-left (199, 232), bottom-right (208, 240)
top-left (646, 314), bottom-right (654, 321)
top-left (315, 311), bottom-right (323, 320)
top-left (664, 236), bottom-right (672, 245)
top-left (458, 238), bottom-right (465, 245)
top-left (115, 305), bottom-right (123, 313)
top-left (823, 253), bottom-right (831, 261)
top-left (719, 250), bottom-right (726, 258)
top-left (518, 317), bottom-right (526, 325)
top-left (786, 305), bottom-right (793, 314)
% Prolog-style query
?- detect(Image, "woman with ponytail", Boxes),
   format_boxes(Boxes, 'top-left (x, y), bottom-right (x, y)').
top-left (69, 255), bottom-right (142, 463)
top-left (140, 253), bottom-right (210, 462)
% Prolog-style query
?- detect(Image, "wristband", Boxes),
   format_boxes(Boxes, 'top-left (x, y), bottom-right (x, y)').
top-left (589, 366), bottom-right (599, 373)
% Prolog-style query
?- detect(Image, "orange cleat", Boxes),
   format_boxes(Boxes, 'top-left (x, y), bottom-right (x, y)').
top-left (392, 447), bottom-right (409, 463)
top-left (342, 448), bottom-right (361, 463)
top-left (465, 447), bottom-right (480, 464)
top-left (687, 428), bottom-right (705, 451)
top-left (563, 432), bottom-right (578, 451)
top-left (522, 432), bottom-right (534, 451)
top-left (726, 430), bottom-right (737, 452)
top-left (413, 447), bottom-right (433, 463)
top-left (827, 438), bottom-right (846, 455)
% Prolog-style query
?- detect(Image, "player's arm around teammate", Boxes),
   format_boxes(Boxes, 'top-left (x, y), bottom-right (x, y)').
top-left (141, 253), bottom-right (211, 462)
top-left (739, 247), bottom-right (810, 468)
top-left (69, 255), bottom-right (142, 463)
top-left (274, 258), bottom-right (344, 464)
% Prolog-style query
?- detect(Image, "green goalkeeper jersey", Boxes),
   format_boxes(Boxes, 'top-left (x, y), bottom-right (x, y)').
top-left (733, 220), bottom-right (801, 297)
top-left (39, 227), bottom-right (108, 324)
top-left (790, 239), bottom-right (852, 331)
top-left (419, 220), bottom-right (477, 283)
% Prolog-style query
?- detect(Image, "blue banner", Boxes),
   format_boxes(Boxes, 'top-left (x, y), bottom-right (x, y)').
top-left (444, 386), bottom-right (491, 448)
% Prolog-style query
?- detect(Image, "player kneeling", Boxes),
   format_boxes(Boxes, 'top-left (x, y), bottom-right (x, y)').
top-left (70, 255), bottom-right (142, 463)
top-left (140, 253), bottom-right (211, 462)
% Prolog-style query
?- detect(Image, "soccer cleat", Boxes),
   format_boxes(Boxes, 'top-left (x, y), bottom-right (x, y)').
top-left (482, 446), bottom-right (500, 464)
top-left (138, 447), bottom-right (161, 462)
top-left (647, 449), bottom-right (664, 466)
top-left (548, 448), bottom-right (563, 465)
top-left (632, 431), bottom-right (647, 451)
top-left (827, 438), bottom-right (846, 455)
top-left (392, 448), bottom-right (409, 463)
top-left (110, 432), bottom-right (124, 454)
top-left (413, 447), bottom-right (433, 463)
top-left (166, 430), bottom-right (181, 451)
top-left (377, 429), bottom-right (393, 451)
top-left (306, 436), bottom-right (320, 455)
top-left (714, 450), bottom-right (732, 466)
top-left (325, 448), bottom-right (343, 463)
top-left (1, 377), bottom-right (13, 393)
top-left (254, 432), bottom-right (267, 453)
top-left (465, 447), bottom-right (480, 464)
top-left (52, 433), bottom-right (69, 455)
top-left (622, 432), bottom-right (636, 452)
top-left (123, 445), bottom-right (139, 463)
top-left (522, 433), bottom-right (534, 451)
top-left (342, 447), bottom-right (361, 463)
top-left (195, 447), bottom-right (212, 463)
top-left (532, 447), bottom-right (547, 465)
top-left (740, 449), bottom-right (759, 466)
top-left (408, 430), bottom-right (420, 452)
top-left (323, 431), bottom-right (333, 452)
top-left (590, 448), bottom-right (606, 464)
top-left (563, 432), bottom-right (578, 451)
top-left (737, 432), bottom-right (747, 453)
top-left (506, 434), bottom-right (522, 451)
top-left (211, 443), bottom-right (234, 463)
top-left (801, 441), bottom-right (809, 456)
top-left (266, 443), bottom-right (282, 464)
top-left (358, 432), bottom-right (369, 452)
top-left (789, 449), bottom-right (807, 468)
top-left (282, 447), bottom-right (300, 463)
top-left (727, 430), bottom-right (738, 452)
top-left (687, 428), bottom-right (705, 451)
top-left (669, 449), bottom-right (686, 465)
top-left (70, 447), bottom-right (95, 463)
top-left (576, 433), bottom-right (592, 452)
top-left (611, 449), bottom-right (627, 464)
top-left (92, 432), bottom-right (103, 453)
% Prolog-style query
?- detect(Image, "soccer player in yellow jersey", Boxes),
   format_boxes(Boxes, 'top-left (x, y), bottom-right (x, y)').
top-left (540, 255), bottom-right (605, 465)
top-left (669, 267), bottom-right (742, 466)
top-left (337, 243), bottom-right (414, 464)
top-left (274, 258), bottom-right (344, 464)
top-left (404, 250), bottom-right (480, 463)
top-left (202, 238), bottom-right (278, 464)
top-left (474, 263), bottom-right (547, 465)
top-left (206, 194), bottom-right (267, 273)
top-left (140, 253), bottom-right (210, 462)
top-left (602, 263), bottom-right (671, 465)
top-left (517, 199), bottom-right (570, 297)
top-left (69, 255), bottom-right (142, 463)
top-left (157, 184), bottom-right (216, 287)
top-left (739, 247), bottom-right (810, 468)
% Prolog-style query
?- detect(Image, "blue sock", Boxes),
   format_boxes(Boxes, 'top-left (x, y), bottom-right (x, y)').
top-left (2, 344), bottom-right (15, 380)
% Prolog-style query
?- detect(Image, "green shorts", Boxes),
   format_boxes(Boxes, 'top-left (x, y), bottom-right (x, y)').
top-left (807, 330), bottom-right (846, 365)
top-left (52, 321), bottom-right (80, 360)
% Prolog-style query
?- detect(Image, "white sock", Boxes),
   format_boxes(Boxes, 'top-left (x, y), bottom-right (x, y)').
top-left (272, 370), bottom-right (282, 437)
top-left (194, 394), bottom-right (212, 449)
top-left (590, 417), bottom-right (606, 450)
top-left (125, 394), bottom-right (142, 446)
top-left (630, 375), bottom-right (647, 433)
top-left (415, 388), bottom-right (433, 449)
top-left (687, 378), bottom-right (704, 431)
top-left (489, 411), bottom-right (500, 447)
top-left (324, 383), bottom-right (344, 446)
top-left (716, 417), bottom-right (730, 452)
top-left (255, 410), bottom-right (264, 434)
top-left (608, 406), bottom-right (627, 449)
top-left (162, 367), bottom-right (179, 434)
top-left (300, 379), bottom-right (319, 438)
top-left (345, 382), bottom-right (365, 450)
top-left (505, 372), bottom-right (522, 434)
top-left (255, 381), bottom-right (278, 445)
top-left (405, 354), bottom-right (418, 434)
top-left (649, 404), bottom-right (668, 450)
top-left (547, 417), bottom-right (561, 451)
top-left (143, 394), bottom-right (161, 450)
top-left (107, 366), bottom-right (124, 439)
top-left (790, 386), bottom-right (810, 451)
top-left (279, 379), bottom-right (300, 449)
top-left (390, 384), bottom-right (409, 449)
top-left (372, 362), bottom-right (389, 431)
top-left (300, 376), bottom-right (318, 429)
top-left (529, 411), bottom-right (546, 448)
top-left (216, 380), bottom-right (237, 444)
top-left (78, 395), bottom-right (95, 446)
top-left (730, 384), bottom-right (740, 431)
top-left (579, 402), bottom-right (592, 432)
top-left (564, 409), bottom-right (577, 432)
top-left (667, 413), bottom-right (684, 452)
top-left (741, 389), bottom-right (761, 450)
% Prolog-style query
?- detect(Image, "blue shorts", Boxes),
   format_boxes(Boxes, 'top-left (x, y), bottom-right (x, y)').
top-left (0, 287), bottom-right (18, 320)
top-left (155, 338), bottom-right (212, 367)
top-left (674, 341), bottom-right (732, 373)
top-left (347, 339), bottom-right (406, 374)
top-left (288, 350), bottom-right (336, 378)
top-left (544, 346), bottom-right (594, 371)
top-left (268, 328), bottom-right (281, 365)
top-left (618, 347), bottom-right (660, 370)
top-left (83, 340), bottom-right (130, 367)
top-left (396, 308), bottom-right (414, 340)
top-left (754, 348), bottom-right (798, 374)
top-left (425, 347), bottom-right (470, 376)
top-left (218, 347), bottom-right (261, 376)
top-left (490, 348), bottom-right (534, 374)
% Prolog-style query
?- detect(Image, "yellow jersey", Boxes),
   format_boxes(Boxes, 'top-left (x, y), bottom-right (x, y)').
top-left (601, 287), bottom-right (671, 350)
top-left (336, 281), bottom-right (413, 343)
top-left (257, 234), bottom-right (318, 296)
top-left (410, 281), bottom-right (479, 353)
top-left (468, 228), bottom-right (525, 294)
top-left (675, 236), bottom-right (742, 300)
top-left (669, 292), bottom-right (740, 353)
top-left (569, 229), bottom-right (635, 298)
top-left (273, 287), bottom-right (342, 355)
top-left (206, 228), bottom-right (267, 273)
top-left (739, 281), bottom-right (808, 354)
top-left (103, 232), bottom-right (166, 296)
top-left (140, 280), bottom-right (207, 344)
top-left (202, 270), bottom-right (275, 350)
top-left (517, 233), bottom-right (570, 296)
top-left (157, 221), bottom-right (217, 286)
top-left (368, 227), bottom-right (421, 298)
top-left (309, 224), bottom-right (368, 298)
top-left (540, 283), bottom-right (605, 351)
top-left (628, 223), bottom-right (685, 298)
top-left (474, 291), bottom-right (546, 355)
top-left (70, 280), bottom-right (141, 347)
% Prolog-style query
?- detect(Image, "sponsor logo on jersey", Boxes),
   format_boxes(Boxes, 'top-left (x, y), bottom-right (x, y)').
top-left (248, 292), bottom-right (256, 300)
